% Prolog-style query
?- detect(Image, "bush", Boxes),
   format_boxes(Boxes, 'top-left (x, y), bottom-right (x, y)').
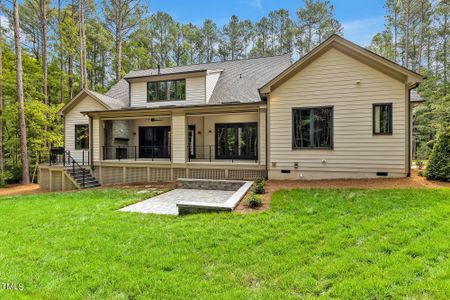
top-left (246, 194), bottom-right (263, 208)
top-left (426, 127), bottom-right (450, 182)
top-left (254, 177), bottom-right (266, 194)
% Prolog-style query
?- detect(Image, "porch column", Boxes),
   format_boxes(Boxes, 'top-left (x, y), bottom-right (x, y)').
top-left (92, 117), bottom-right (101, 162)
top-left (171, 112), bottom-right (187, 164)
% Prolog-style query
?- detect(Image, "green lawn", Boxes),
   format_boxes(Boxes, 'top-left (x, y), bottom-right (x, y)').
top-left (0, 188), bottom-right (449, 299)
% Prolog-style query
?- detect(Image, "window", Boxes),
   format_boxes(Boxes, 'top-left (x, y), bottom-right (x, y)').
top-left (373, 103), bottom-right (392, 135)
top-left (75, 124), bottom-right (89, 150)
top-left (292, 107), bottom-right (333, 149)
top-left (215, 123), bottom-right (258, 160)
top-left (147, 79), bottom-right (186, 102)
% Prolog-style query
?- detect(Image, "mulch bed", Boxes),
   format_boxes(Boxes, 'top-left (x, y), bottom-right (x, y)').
top-left (0, 184), bottom-right (43, 197)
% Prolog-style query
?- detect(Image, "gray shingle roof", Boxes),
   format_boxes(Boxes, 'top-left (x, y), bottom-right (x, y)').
top-left (124, 54), bottom-right (292, 105)
top-left (88, 89), bottom-right (127, 109)
top-left (89, 55), bottom-right (292, 109)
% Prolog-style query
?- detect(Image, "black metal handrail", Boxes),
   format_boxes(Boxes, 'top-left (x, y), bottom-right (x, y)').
top-left (102, 145), bottom-right (171, 161)
top-left (47, 149), bottom-right (89, 166)
top-left (188, 145), bottom-right (258, 163)
top-left (63, 150), bottom-right (89, 188)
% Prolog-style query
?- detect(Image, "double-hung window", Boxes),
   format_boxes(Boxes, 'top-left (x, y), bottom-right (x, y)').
top-left (373, 103), bottom-right (392, 135)
top-left (147, 79), bottom-right (186, 102)
top-left (75, 124), bottom-right (89, 150)
top-left (292, 106), bottom-right (333, 149)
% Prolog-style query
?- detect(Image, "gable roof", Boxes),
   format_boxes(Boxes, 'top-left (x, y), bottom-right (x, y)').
top-left (124, 55), bottom-right (292, 104)
top-left (260, 34), bottom-right (424, 94)
top-left (59, 89), bottom-right (127, 115)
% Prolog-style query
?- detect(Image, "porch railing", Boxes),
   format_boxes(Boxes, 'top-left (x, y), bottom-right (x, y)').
top-left (47, 149), bottom-right (90, 166)
top-left (188, 145), bottom-right (258, 163)
top-left (102, 146), bottom-right (171, 161)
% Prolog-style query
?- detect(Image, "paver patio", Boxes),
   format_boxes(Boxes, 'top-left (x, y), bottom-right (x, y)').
top-left (119, 188), bottom-right (235, 215)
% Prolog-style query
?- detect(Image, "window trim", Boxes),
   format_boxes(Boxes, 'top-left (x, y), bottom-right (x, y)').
top-left (75, 124), bottom-right (89, 150)
top-left (372, 103), bottom-right (393, 135)
top-left (146, 79), bottom-right (186, 102)
top-left (291, 106), bottom-right (334, 150)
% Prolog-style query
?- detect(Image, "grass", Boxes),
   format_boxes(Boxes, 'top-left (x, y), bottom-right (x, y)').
top-left (0, 188), bottom-right (449, 299)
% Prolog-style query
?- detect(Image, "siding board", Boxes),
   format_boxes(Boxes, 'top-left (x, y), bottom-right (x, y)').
top-left (269, 47), bottom-right (407, 178)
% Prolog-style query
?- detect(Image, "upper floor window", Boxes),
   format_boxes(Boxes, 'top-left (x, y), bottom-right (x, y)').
top-left (373, 103), bottom-right (392, 135)
top-left (75, 124), bottom-right (89, 150)
top-left (147, 79), bottom-right (186, 102)
top-left (292, 106), bottom-right (333, 149)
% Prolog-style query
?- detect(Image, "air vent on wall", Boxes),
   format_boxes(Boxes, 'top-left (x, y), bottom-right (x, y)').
top-left (376, 172), bottom-right (388, 177)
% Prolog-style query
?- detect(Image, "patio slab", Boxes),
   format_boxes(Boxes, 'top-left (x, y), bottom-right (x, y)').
top-left (119, 188), bottom-right (235, 215)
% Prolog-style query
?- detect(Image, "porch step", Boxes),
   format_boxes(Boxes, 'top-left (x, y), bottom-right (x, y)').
top-left (66, 167), bottom-right (101, 189)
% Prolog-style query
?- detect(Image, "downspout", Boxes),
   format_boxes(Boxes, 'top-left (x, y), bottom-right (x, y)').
top-left (265, 96), bottom-right (269, 180)
top-left (407, 82), bottom-right (420, 177)
top-left (407, 88), bottom-right (411, 177)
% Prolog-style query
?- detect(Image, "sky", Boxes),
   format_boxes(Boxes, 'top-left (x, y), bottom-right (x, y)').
top-left (0, 0), bottom-right (386, 47)
top-left (150, 0), bottom-right (387, 46)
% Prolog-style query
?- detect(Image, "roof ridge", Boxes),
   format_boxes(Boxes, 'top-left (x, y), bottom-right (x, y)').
top-left (125, 53), bottom-right (291, 77)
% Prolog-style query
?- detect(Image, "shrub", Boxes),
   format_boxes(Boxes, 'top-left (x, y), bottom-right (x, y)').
top-left (254, 177), bottom-right (266, 194)
top-left (426, 127), bottom-right (450, 182)
top-left (246, 194), bottom-right (263, 208)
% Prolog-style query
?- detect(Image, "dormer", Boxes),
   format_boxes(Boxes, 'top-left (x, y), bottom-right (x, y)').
top-left (126, 68), bottom-right (223, 108)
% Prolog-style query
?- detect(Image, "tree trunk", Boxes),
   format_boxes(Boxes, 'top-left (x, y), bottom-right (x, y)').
top-left (79, 0), bottom-right (85, 89)
top-left (443, 12), bottom-right (448, 95)
top-left (13, 0), bottom-right (30, 184)
top-left (58, 0), bottom-right (65, 103)
top-left (0, 15), bottom-right (4, 183)
top-left (41, 0), bottom-right (48, 105)
top-left (116, 28), bottom-right (122, 81)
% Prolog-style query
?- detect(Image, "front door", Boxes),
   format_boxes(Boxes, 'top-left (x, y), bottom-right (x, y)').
top-left (138, 126), bottom-right (171, 158)
top-left (215, 123), bottom-right (257, 160)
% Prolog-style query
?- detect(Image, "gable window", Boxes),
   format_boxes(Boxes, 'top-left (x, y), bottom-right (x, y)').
top-left (292, 107), bottom-right (333, 149)
top-left (147, 79), bottom-right (186, 102)
top-left (373, 103), bottom-right (392, 135)
top-left (75, 124), bottom-right (89, 150)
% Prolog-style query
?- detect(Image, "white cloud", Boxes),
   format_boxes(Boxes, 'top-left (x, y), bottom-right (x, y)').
top-left (244, 0), bottom-right (263, 11)
top-left (342, 16), bottom-right (385, 47)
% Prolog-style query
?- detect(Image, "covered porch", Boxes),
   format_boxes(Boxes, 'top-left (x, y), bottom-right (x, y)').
top-left (93, 104), bottom-right (266, 167)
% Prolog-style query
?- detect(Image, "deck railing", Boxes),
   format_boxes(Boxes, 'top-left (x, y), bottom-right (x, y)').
top-left (102, 145), bottom-right (171, 161)
top-left (188, 145), bottom-right (258, 163)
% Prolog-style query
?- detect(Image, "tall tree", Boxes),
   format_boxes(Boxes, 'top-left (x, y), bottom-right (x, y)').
top-left (296, 0), bottom-right (342, 54)
top-left (219, 15), bottom-right (252, 60)
top-left (79, 0), bottom-right (87, 88)
top-left (103, 0), bottom-right (145, 80)
top-left (0, 15), bottom-right (4, 184)
top-left (201, 20), bottom-right (218, 63)
top-left (149, 12), bottom-right (175, 67)
top-left (13, 0), bottom-right (30, 184)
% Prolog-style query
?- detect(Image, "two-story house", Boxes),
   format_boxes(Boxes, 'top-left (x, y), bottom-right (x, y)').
top-left (40, 35), bottom-right (424, 191)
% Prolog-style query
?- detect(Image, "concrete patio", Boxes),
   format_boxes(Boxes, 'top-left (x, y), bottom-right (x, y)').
top-left (119, 178), bottom-right (253, 215)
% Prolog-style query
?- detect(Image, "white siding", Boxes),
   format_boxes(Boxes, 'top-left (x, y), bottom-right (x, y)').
top-left (269, 47), bottom-right (407, 179)
top-left (171, 113), bottom-right (186, 164)
top-left (64, 96), bottom-right (106, 161)
top-left (130, 77), bottom-right (206, 107)
top-left (205, 72), bottom-right (221, 103)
